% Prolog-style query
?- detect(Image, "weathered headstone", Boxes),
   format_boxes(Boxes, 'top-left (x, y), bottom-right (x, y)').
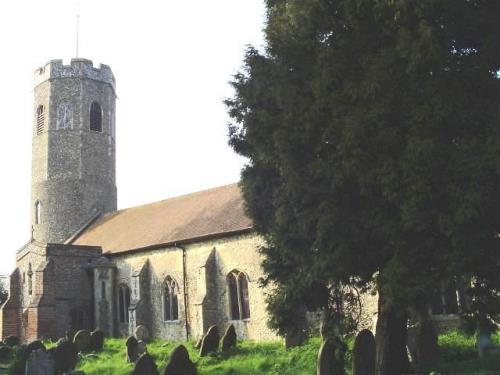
top-left (53, 340), bottom-right (79, 374)
top-left (221, 324), bottom-right (237, 351)
top-left (164, 345), bottom-right (197, 375)
top-left (89, 330), bottom-right (104, 352)
top-left (0, 345), bottom-right (13, 363)
top-left (25, 349), bottom-right (54, 375)
top-left (26, 340), bottom-right (46, 356)
top-left (317, 337), bottom-right (346, 375)
top-left (352, 329), bottom-right (375, 375)
top-left (73, 330), bottom-right (91, 353)
top-left (199, 325), bottom-right (219, 357)
top-left (3, 335), bottom-right (20, 347)
top-left (133, 353), bottom-right (159, 375)
top-left (135, 325), bottom-right (150, 342)
top-left (416, 321), bottom-right (438, 372)
top-left (126, 336), bottom-right (139, 363)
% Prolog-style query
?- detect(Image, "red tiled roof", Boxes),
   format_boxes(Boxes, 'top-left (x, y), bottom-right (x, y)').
top-left (72, 183), bottom-right (253, 254)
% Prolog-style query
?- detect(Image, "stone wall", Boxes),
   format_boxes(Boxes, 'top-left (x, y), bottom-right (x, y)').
top-left (112, 232), bottom-right (279, 342)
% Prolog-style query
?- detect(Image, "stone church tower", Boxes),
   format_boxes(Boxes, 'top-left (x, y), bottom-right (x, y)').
top-left (32, 58), bottom-right (117, 243)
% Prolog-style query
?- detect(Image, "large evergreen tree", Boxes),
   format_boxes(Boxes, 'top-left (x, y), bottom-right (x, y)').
top-left (227, 0), bottom-right (500, 372)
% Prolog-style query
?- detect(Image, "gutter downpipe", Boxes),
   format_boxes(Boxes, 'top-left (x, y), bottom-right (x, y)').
top-left (175, 243), bottom-right (190, 341)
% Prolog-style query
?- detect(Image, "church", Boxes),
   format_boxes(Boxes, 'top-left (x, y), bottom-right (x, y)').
top-left (0, 58), bottom-right (279, 343)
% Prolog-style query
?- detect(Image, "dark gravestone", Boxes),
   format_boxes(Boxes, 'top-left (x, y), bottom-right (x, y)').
top-left (199, 325), bottom-right (219, 357)
top-left (126, 336), bottom-right (139, 363)
top-left (26, 340), bottom-right (46, 355)
top-left (25, 349), bottom-right (54, 375)
top-left (416, 321), bottom-right (438, 373)
top-left (73, 330), bottom-right (91, 353)
top-left (133, 353), bottom-right (159, 375)
top-left (221, 324), bottom-right (237, 352)
top-left (0, 345), bottom-right (13, 363)
top-left (164, 345), bottom-right (197, 375)
top-left (89, 330), bottom-right (104, 352)
top-left (352, 329), bottom-right (375, 375)
top-left (3, 335), bottom-right (20, 347)
top-left (54, 341), bottom-right (79, 375)
top-left (317, 337), bottom-right (346, 375)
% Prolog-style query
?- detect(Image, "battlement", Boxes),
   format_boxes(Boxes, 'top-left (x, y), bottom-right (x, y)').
top-left (34, 58), bottom-right (115, 90)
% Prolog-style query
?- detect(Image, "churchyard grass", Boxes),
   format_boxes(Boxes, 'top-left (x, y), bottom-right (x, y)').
top-left (35, 331), bottom-right (500, 374)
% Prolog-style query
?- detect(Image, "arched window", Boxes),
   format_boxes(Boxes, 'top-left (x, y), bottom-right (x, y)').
top-left (118, 284), bottom-right (131, 323)
top-left (163, 276), bottom-right (179, 321)
top-left (89, 102), bottom-right (102, 132)
top-left (36, 105), bottom-right (45, 135)
top-left (35, 201), bottom-right (41, 224)
top-left (227, 270), bottom-right (250, 320)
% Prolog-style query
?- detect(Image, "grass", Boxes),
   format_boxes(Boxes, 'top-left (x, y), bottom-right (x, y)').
top-left (19, 331), bottom-right (500, 374)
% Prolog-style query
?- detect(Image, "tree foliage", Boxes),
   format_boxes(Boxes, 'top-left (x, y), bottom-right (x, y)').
top-left (0, 278), bottom-right (8, 306)
top-left (227, 0), bottom-right (500, 347)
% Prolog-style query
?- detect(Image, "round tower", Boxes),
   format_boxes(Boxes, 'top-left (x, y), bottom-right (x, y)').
top-left (31, 58), bottom-right (117, 243)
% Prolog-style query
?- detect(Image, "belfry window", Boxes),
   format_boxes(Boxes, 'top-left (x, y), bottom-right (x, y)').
top-left (35, 201), bottom-right (41, 224)
top-left (118, 284), bottom-right (131, 323)
top-left (163, 276), bottom-right (179, 321)
top-left (227, 270), bottom-right (250, 320)
top-left (90, 102), bottom-right (102, 132)
top-left (36, 105), bottom-right (45, 135)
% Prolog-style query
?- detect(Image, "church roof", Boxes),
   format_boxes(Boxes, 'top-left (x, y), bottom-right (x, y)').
top-left (72, 183), bottom-right (253, 254)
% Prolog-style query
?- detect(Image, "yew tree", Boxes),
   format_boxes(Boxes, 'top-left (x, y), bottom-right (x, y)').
top-left (227, 1), bottom-right (500, 373)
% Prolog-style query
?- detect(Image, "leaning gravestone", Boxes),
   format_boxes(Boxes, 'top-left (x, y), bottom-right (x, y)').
top-left (3, 335), bottom-right (20, 347)
top-left (164, 345), bottom-right (197, 375)
top-left (135, 325), bottom-right (150, 342)
top-left (0, 345), bottom-right (13, 363)
top-left (25, 349), bottom-right (54, 375)
top-left (352, 329), bottom-right (375, 375)
top-left (317, 337), bottom-right (346, 375)
top-left (89, 330), bottom-right (104, 352)
top-left (126, 336), bottom-right (139, 363)
top-left (133, 353), bottom-right (159, 375)
top-left (221, 324), bottom-right (237, 352)
top-left (199, 325), bottom-right (219, 357)
top-left (73, 330), bottom-right (91, 353)
top-left (53, 340), bottom-right (79, 374)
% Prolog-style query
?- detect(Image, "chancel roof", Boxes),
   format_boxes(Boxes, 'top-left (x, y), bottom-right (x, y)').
top-left (72, 183), bottom-right (253, 254)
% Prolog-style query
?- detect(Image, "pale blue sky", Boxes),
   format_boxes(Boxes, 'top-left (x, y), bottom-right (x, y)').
top-left (0, 0), bottom-right (265, 273)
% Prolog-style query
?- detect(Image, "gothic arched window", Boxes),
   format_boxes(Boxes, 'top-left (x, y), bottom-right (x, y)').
top-left (35, 201), bottom-right (41, 225)
top-left (163, 276), bottom-right (179, 321)
top-left (90, 102), bottom-right (102, 132)
top-left (227, 270), bottom-right (250, 320)
top-left (36, 105), bottom-right (45, 135)
top-left (118, 284), bottom-right (131, 323)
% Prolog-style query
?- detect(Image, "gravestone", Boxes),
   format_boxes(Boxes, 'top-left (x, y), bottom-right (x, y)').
top-left (135, 325), bottom-right (150, 342)
top-left (54, 341), bottom-right (79, 374)
top-left (137, 341), bottom-right (148, 359)
top-left (352, 329), bottom-right (375, 375)
top-left (26, 341), bottom-right (46, 355)
top-left (221, 325), bottom-right (237, 352)
top-left (164, 345), bottom-right (197, 375)
top-left (477, 331), bottom-right (492, 359)
top-left (199, 325), bottom-right (219, 357)
top-left (73, 330), bottom-right (91, 353)
top-left (3, 336), bottom-right (20, 347)
top-left (89, 330), bottom-right (104, 352)
top-left (65, 330), bottom-right (76, 343)
top-left (133, 353), bottom-right (159, 375)
top-left (0, 346), bottom-right (13, 363)
top-left (126, 336), bottom-right (139, 363)
top-left (317, 337), bottom-right (346, 375)
top-left (416, 321), bottom-right (438, 372)
top-left (25, 349), bottom-right (54, 375)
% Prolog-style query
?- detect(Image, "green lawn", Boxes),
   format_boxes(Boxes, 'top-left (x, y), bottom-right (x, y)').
top-left (5, 331), bottom-right (490, 374)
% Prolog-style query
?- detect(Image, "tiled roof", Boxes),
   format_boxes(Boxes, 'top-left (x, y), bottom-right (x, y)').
top-left (72, 183), bottom-right (253, 254)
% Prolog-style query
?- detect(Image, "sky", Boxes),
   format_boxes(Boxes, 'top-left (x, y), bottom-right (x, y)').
top-left (0, 0), bottom-right (266, 274)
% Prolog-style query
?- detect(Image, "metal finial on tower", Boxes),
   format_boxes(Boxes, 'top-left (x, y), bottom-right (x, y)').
top-left (76, 13), bottom-right (80, 58)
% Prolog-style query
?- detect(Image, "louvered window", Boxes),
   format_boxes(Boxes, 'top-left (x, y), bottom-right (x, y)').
top-left (36, 105), bottom-right (45, 135)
